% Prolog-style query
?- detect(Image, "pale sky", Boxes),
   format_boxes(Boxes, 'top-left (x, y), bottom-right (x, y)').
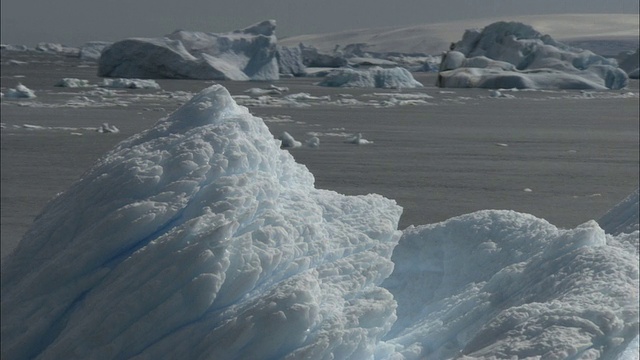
top-left (1, 0), bottom-right (638, 47)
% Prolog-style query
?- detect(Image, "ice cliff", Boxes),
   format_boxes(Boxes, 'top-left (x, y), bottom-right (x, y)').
top-left (1, 85), bottom-right (637, 359)
top-left (98, 20), bottom-right (280, 81)
top-left (437, 21), bottom-right (629, 90)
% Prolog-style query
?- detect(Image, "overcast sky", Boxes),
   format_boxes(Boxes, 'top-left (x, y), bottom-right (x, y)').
top-left (1, 0), bottom-right (638, 46)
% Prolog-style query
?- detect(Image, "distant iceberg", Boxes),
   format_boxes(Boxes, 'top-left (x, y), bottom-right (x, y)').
top-left (35, 42), bottom-right (80, 56)
top-left (437, 21), bottom-right (629, 90)
top-left (79, 41), bottom-right (112, 61)
top-left (1, 85), bottom-right (637, 359)
top-left (98, 20), bottom-right (280, 81)
top-left (617, 48), bottom-right (640, 79)
top-left (319, 67), bottom-right (423, 88)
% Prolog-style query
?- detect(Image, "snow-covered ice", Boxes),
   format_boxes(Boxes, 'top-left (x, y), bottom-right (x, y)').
top-left (438, 21), bottom-right (629, 90)
top-left (1, 84), bottom-right (637, 360)
top-left (98, 20), bottom-right (280, 81)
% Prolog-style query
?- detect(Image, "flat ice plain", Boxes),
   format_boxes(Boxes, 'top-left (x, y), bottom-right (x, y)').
top-left (1, 51), bottom-right (638, 262)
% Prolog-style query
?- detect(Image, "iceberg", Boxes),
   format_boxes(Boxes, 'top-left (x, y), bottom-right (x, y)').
top-left (98, 20), bottom-right (280, 81)
top-left (617, 48), bottom-right (640, 79)
top-left (1, 85), bottom-right (637, 359)
top-left (319, 67), bottom-right (423, 89)
top-left (35, 42), bottom-right (80, 56)
top-left (438, 21), bottom-right (629, 90)
top-left (101, 78), bottom-right (161, 89)
top-left (382, 212), bottom-right (638, 359)
top-left (54, 78), bottom-right (94, 88)
top-left (277, 45), bottom-right (306, 77)
top-left (78, 41), bottom-right (112, 61)
top-left (4, 83), bottom-right (36, 98)
top-left (0, 84), bottom-right (402, 359)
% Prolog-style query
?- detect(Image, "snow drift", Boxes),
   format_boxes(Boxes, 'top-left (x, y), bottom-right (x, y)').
top-left (437, 21), bottom-right (629, 90)
top-left (1, 85), bottom-right (637, 359)
top-left (98, 20), bottom-right (280, 81)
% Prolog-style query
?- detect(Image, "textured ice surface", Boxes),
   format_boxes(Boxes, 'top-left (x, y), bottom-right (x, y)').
top-left (382, 210), bottom-right (639, 359)
top-left (438, 21), bottom-right (629, 90)
top-left (0, 84), bottom-right (402, 359)
top-left (98, 20), bottom-right (279, 81)
top-left (1, 84), bottom-right (637, 360)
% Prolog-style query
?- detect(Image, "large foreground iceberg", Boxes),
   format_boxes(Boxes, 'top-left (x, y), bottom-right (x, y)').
top-left (98, 20), bottom-right (279, 81)
top-left (1, 84), bottom-right (402, 359)
top-left (437, 21), bottom-right (628, 90)
top-left (1, 85), bottom-right (637, 359)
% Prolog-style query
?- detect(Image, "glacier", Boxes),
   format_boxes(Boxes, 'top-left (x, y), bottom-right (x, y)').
top-left (437, 21), bottom-right (629, 90)
top-left (1, 85), bottom-right (638, 359)
top-left (98, 20), bottom-right (280, 81)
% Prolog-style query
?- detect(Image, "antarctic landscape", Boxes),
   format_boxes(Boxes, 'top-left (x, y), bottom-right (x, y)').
top-left (1, 13), bottom-right (639, 360)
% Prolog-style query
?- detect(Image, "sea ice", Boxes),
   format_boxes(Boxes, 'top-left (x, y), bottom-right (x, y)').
top-left (438, 21), bottom-right (629, 90)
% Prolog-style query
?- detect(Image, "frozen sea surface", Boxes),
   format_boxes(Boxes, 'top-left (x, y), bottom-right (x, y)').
top-left (1, 51), bottom-right (639, 261)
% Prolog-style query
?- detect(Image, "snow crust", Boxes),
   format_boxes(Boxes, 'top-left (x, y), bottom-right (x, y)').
top-left (438, 21), bottom-right (629, 90)
top-left (319, 67), bottom-right (423, 88)
top-left (98, 20), bottom-right (279, 81)
top-left (1, 85), bottom-right (637, 360)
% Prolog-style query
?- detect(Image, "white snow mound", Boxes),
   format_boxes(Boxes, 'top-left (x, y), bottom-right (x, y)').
top-left (98, 20), bottom-right (280, 81)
